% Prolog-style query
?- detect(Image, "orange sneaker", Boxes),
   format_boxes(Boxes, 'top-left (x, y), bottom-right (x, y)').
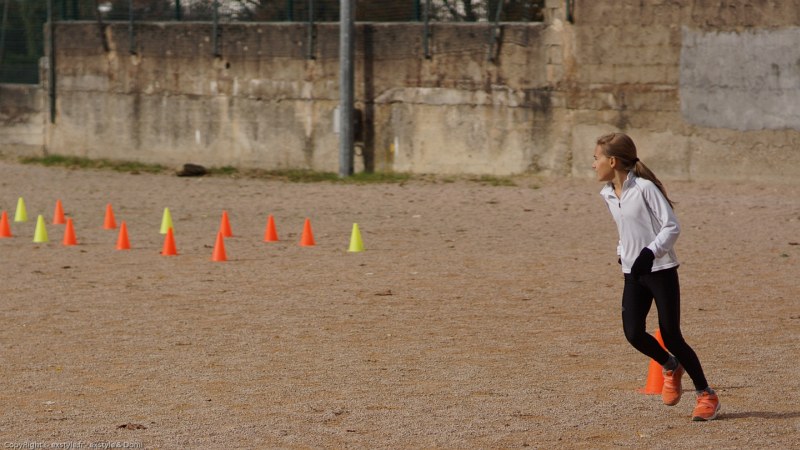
top-left (692, 389), bottom-right (721, 421)
top-left (662, 363), bottom-right (684, 406)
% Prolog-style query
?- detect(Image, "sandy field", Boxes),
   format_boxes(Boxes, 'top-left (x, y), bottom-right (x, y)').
top-left (0, 159), bottom-right (798, 449)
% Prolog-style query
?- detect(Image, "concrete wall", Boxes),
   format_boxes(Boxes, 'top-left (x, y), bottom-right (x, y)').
top-left (562, 0), bottom-right (800, 183)
top-left (0, 84), bottom-right (45, 157)
top-left (2, 0), bottom-right (800, 182)
top-left (680, 27), bottom-right (800, 131)
top-left (42, 21), bottom-right (557, 176)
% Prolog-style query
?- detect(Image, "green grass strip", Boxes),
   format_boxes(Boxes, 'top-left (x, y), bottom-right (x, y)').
top-left (20, 155), bottom-right (166, 174)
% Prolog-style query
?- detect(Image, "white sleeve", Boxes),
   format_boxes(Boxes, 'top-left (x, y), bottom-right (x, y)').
top-left (642, 184), bottom-right (680, 258)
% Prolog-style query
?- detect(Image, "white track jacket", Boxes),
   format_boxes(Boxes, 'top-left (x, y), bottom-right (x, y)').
top-left (600, 171), bottom-right (680, 274)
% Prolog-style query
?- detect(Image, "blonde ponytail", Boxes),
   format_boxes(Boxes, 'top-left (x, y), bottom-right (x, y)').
top-left (596, 133), bottom-right (675, 208)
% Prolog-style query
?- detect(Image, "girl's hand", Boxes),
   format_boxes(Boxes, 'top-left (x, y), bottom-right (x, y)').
top-left (631, 248), bottom-right (655, 277)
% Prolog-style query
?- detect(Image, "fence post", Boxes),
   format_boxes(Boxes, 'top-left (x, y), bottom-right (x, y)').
top-left (338, 0), bottom-right (354, 177)
top-left (0, 0), bottom-right (9, 69)
top-left (175, 0), bottom-right (182, 20)
top-left (93, 0), bottom-right (110, 52)
top-left (566, 0), bottom-right (574, 23)
top-left (306, 0), bottom-right (315, 59)
top-left (212, 0), bottom-right (220, 56)
top-left (487, 0), bottom-right (504, 62)
top-left (128, 0), bottom-right (136, 54)
top-left (47, 0), bottom-right (56, 124)
top-left (422, 0), bottom-right (431, 59)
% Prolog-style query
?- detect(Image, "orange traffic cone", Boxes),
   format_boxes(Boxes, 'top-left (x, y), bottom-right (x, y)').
top-left (62, 218), bottom-right (78, 246)
top-left (161, 227), bottom-right (177, 256)
top-left (264, 214), bottom-right (278, 242)
top-left (103, 203), bottom-right (117, 229)
top-left (219, 210), bottom-right (233, 237)
top-left (212, 231), bottom-right (227, 262)
top-left (299, 218), bottom-right (315, 246)
top-left (116, 221), bottom-right (131, 250)
top-left (0, 211), bottom-right (12, 238)
top-left (53, 200), bottom-right (66, 225)
top-left (638, 329), bottom-right (668, 394)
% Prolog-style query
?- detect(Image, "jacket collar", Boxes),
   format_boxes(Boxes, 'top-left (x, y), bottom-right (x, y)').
top-left (601, 171), bottom-right (637, 198)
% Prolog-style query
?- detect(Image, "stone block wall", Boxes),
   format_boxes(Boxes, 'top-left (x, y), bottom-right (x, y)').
top-left (0, 84), bottom-right (44, 156)
top-left (2, 1), bottom-right (799, 182)
top-left (563, 0), bottom-right (800, 182)
top-left (43, 22), bottom-right (556, 176)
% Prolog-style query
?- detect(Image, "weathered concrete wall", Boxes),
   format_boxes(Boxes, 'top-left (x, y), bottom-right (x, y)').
top-left (3, 0), bottom-right (800, 182)
top-left (0, 84), bottom-right (45, 156)
top-left (680, 27), bottom-right (800, 131)
top-left (43, 22), bottom-right (556, 175)
top-left (562, 0), bottom-right (800, 183)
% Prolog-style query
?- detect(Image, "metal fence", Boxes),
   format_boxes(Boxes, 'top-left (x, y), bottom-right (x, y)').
top-left (51, 0), bottom-right (544, 22)
top-left (0, 0), bottom-right (545, 83)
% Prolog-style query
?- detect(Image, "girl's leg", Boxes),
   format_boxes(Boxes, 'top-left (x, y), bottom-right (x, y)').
top-left (621, 274), bottom-right (671, 364)
top-left (642, 268), bottom-right (709, 392)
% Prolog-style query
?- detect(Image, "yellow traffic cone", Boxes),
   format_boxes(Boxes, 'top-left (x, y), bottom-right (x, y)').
top-left (348, 223), bottom-right (364, 253)
top-left (160, 207), bottom-right (173, 234)
top-left (14, 197), bottom-right (28, 222)
top-left (33, 215), bottom-right (49, 243)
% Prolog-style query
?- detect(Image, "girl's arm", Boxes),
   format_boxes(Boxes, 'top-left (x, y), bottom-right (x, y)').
top-left (641, 183), bottom-right (680, 258)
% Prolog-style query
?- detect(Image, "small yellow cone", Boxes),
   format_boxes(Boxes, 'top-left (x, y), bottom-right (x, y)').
top-left (348, 223), bottom-right (364, 253)
top-left (14, 197), bottom-right (28, 222)
top-left (160, 207), bottom-right (173, 234)
top-left (33, 215), bottom-right (49, 243)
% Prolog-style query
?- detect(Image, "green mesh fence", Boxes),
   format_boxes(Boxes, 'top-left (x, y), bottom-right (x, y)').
top-left (49, 0), bottom-right (544, 22)
top-left (0, 0), bottom-right (47, 83)
top-left (0, 0), bottom-right (544, 83)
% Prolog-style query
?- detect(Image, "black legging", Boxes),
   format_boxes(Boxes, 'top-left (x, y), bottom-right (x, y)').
top-left (622, 267), bottom-right (709, 391)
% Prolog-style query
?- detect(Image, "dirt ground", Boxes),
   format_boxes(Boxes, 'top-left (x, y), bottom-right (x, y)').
top-left (0, 159), bottom-right (798, 449)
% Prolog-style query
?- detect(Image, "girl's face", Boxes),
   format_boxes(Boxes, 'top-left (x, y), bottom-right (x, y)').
top-left (592, 145), bottom-right (615, 182)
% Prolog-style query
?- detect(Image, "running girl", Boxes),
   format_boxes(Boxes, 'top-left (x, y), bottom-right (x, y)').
top-left (592, 132), bottom-right (720, 421)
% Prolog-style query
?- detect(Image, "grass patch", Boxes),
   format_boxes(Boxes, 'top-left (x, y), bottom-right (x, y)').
top-left (468, 175), bottom-right (517, 187)
top-left (282, 170), bottom-right (341, 183)
top-left (234, 169), bottom-right (340, 183)
top-left (207, 166), bottom-right (239, 176)
top-left (345, 171), bottom-right (412, 184)
top-left (19, 155), bottom-right (526, 187)
top-left (231, 169), bottom-right (411, 184)
top-left (20, 154), bottom-right (166, 174)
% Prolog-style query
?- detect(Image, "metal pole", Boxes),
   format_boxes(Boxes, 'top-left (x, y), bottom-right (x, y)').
top-left (338, 0), bottom-right (354, 177)
top-left (212, 0), bottom-right (219, 56)
top-left (47, 0), bottom-right (56, 123)
top-left (128, 0), bottom-right (136, 54)
top-left (0, 0), bottom-right (10, 68)
top-left (306, 0), bottom-right (315, 59)
top-left (93, 0), bottom-right (110, 52)
top-left (566, 0), bottom-right (575, 24)
top-left (487, 0), bottom-right (504, 62)
top-left (94, 0), bottom-right (111, 53)
top-left (423, 0), bottom-right (431, 59)
top-left (175, 0), bottom-right (182, 20)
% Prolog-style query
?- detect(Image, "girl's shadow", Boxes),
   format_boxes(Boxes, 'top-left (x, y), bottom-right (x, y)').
top-left (721, 411), bottom-right (800, 420)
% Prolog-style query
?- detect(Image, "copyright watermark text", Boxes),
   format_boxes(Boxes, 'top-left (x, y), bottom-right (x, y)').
top-left (4, 442), bottom-right (142, 449)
